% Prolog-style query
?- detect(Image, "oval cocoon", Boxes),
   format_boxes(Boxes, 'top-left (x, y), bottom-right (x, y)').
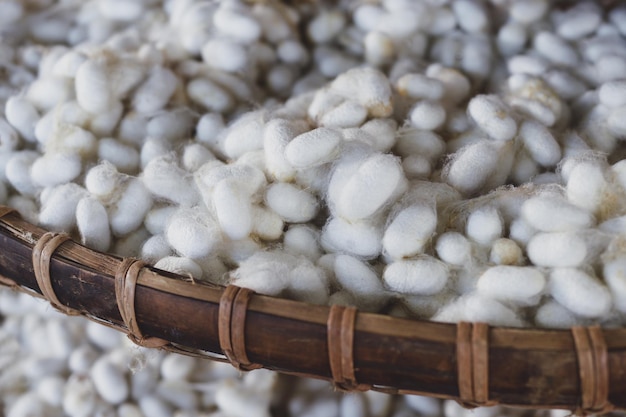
top-left (477, 266), bottom-right (545, 305)
top-left (383, 257), bottom-right (448, 295)
top-left (527, 232), bottom-right (587, 267)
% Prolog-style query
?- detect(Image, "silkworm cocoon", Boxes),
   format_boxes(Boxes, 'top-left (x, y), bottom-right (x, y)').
top-left (527, 232), bottom-right (587, 267)
top-left (285, 127), bottom-right (342, 169)
top-left (63, 374), bottom-right (97, 417)
top-left (160, 353), bottom-right (196, 381)
top-left (0, 117), bottom-right (20, 152)
top-left (468, 95), bottom-right (517, 141)
top-left (383, 204), bottom-right (437, 260)
top-left (221, 110), bottom-right (268, 159)
top-left (230, 251), bottom-right (294, 296)
top-left (187, 77), bottom-right (234, 113)
top-left (307, 9), bottom-right (345, 44)
top-left (360, 118), bottom-right (397, 152)
top-left (251, 205), bottom-right (284, 241)
top-left (521, 195), bottom-right (594, 232)
top-left (5, 96), bottom-right (38, 143)
top-left (333, 254), bottom-right (387, 310)
top-left (277, 39), bottom-right (308, 66)
top-left (265, 183), bottom-right (318, 223)
top-left (113, 227), bottom-right (150, 258)
top-left (26, 76), bottom-right (73, 111)
top-left (131, 66), bottom-right (178, 114)
top-left (509, 0), bottom-right (548, 24)
top-left (154, 256), bottom-right (203, 280)
top-left (363, 31), bottom-right (394, 67)
top-left (89, 100), bottom-right (123, 137)
top-left (549, 268), bottom-right (611, 318)
top-left (196, 113), bottom-right (225, 150)
top-left (212, 179), bottom-right (253, 240)
top-left (284, 225), bottom-right (321, 261)
top-left (155, 380), bottom-right (198, 410)
top-left (477, 266), bottom-right (545, 305)
top-left (533, 31), bottom-right (579, 67)
top-left (353, 4), bottom-right (383, 32)
top-left (91, 358), bottom-right (129, 405)
top-left (608, 106), bottom-right (626, 136)
top-left (452, 0), bottom-right (488, 33)
top-left (534, 300), bottom-right (578, 329)
top-left (140, 136), bottom-right (172, 168)
top-left (39, 183), bottom-right (87, 232)
top-left (394, 129), bottom-right (445, 164)
top-left (98, 0), bottom-right (144, 21)
top-left (443, 140), bottom-right (500, 196)
top-left (396, 73), bottom-right (444, 101)
top-left (97, 138), bottom-right (139, 174)
top-left (433, 293), bottom-right (523, 327)
top-left (7, 196), bottom-right (37, 224)
top-left (6, 150), bottom-right (39, 196)
top-left (409, 101), bottom-right (446, 131)
top-left (555, 2), bottom-right (601, 40)
top-left (84, 161), bottom-right (122, 199)
top-left (330, 67), bottom-right (392, 118)
top-left (8, 393), bottom-right (46, 417)
top-left (286, 261), bottom-right (329, 305)
top-left (141, 234), bottom-right (172, 262)
top-left (383, 257), bottom-right (449, 295)
top-left (138, 395), bottom-right (173, 417)
top-left (212, 6), bottom-right (260, 44)
top-left (603, 258), bottom-right (626, 313)
top-left (195, 162), bottom-right (266, 201)
top-left (319, 100), bottom-right (367, 128)
top-left (30, 153), bottom-right (81, 188)
top-left (489, 238), bottom-right (523, 265)
top-left (465, 206), bottom-right (503, 246)
top-left (518, 120), bottom-right (561, 168)
top-left (262, 119), bottom-right (299, 181)
top-left (201, 38), bottom-right (248, 73)
top-left (497, 22), bottom-right (527, 56)
top-left (76, 196), bottom-right (111, 252)
top-left (566, 160), bottom-right (607, 214)
top-left (436, 232), bottom-right (472, 266)
top-left (165, 207), bottom-right (220, 259)
top-left (599, 80), bottom-right (626, 108)
top-left (36, 376), bottom-right (65, 407)
top-left (108, 178), bottom-right (152, 236)
top-left (335, 153), bottom-right (407, 220)
top-left (74, 57), bottom-right (116, 114)
top-left (321, 216), bottom-right (382, 259)
top-left (507, 55), bottom-right (549, 76)
top-left (143, 154), bottom-right (199, 206)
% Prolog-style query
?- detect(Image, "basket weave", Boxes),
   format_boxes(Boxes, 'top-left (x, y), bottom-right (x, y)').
top-left (0, 205), bottom-right (622, 415)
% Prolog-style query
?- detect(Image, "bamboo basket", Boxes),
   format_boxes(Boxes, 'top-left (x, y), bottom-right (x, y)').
top-left (0, 204), bottom-right (623, 415)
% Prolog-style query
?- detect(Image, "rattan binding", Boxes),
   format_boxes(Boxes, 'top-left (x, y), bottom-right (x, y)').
top-left (0, 207), bottom-right (623, 415)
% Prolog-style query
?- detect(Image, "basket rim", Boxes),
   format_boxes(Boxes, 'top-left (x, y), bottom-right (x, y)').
top-left (0, 206), bottom-right (622, 414)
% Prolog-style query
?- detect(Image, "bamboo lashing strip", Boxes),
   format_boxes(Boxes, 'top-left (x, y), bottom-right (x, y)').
top-left (32, 232), bottom-right (76, 315)
top-left (326, 304), bottom-right (371, 392)
top-left (571, 326), bottom-right (614, 415)
top-left (115, 258), bottom-right (168, 348)
top-left (218, 285), bottom-right (261, 371)
top-left (456, 322), bottom-right (492, 408)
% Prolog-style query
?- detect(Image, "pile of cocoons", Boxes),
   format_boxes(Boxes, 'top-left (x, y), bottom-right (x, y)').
top-left (3, 0), bottom-right (626, 415)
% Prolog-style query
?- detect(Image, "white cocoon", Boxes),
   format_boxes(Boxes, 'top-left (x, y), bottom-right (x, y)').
top-left (436, 232), bottom-right (472, 266)
top-left (165, 207), bottom-right (220, 259)
top-left (230, 251), bottom-right (294, 296)
top-left (39, 183), bottom-right (87, 232)
top-left (141, 234), bottom-right (172, 262)
top-left (84, 161), bottom-right (122, 199)
top-left (251, 205), bottom-right (284, 241)
top-left (76, 197), bottom-right (111, 252)
top-left (534, 300), bottom-right (578, 329)
top-left (5, 96), bottom-right (38, 143)
top-left (319, 100), bottom-right (367, 128)
top-left (6, 150), bottom-right (39, 196)
top-left (213, 179), bottom-right (253, 240)
top-left (284, 225), bottom-right (321, 261)
top-left (467, 95), bottom-right (517, 141)
top-left (549, 268), bottom-right (611, 318)
top-left (187, 77), bottom-right (234, 113)
top-left (383, 203), bottom-right (437, 260)
top-left (396, 73), bottom-right (444, 101)
top-left (321, 216), bottom-right (382, 259)
top-left (108, 178), bottom-right (153, 236)
top-left (0, 117), bottom-right (20, 152)
top-left (603, 258), bottom-right (626, 313)
top-left (132, 67), bottom-right (178, 114)
top-left (409, 101), bottom-right (446, 131)
top-left (75, 58), bottom-right (114, 114)
top-left (98, 138), bottom-right (140, 174)
top-left (433, 293), bottom-right (524, 327)
top-left (265, 183), bottom-right (318, 223)
top-left (221, 111), bottom-right (268, 159)
top-left (262, 118), bottom-right (298, 181)
top-left (521, 195), bottom-right (595, 232)
top-left (195, 161), bottom-right (266, 199)
top-left (201, 38), bottom-right (248, 72)
top-left (90, 358), bottom-right (129, 405)
top-left (527, 232), bottom-right (588, 267)
top-left (335, 153), bottom-right (406, 220)
top-left (285, 127), bottom-right (342, 168)
top-left (443, 139), bottom-right (499, 196)
top-left (383, 257), bottom-right (448, 295)
top-left (330, 67), bottom-right (392, 117)
top-left (142, 154), bottom-right (199, 206)
top-left (31, 153), bottom-right (82, 188)
top-left (466, 206), bottom-right (503, 246)
top-left (287, 261), bottom-right (329, 305)
top-left (334, 254), bottom-right (386, 307)
top-left (477, 266), bottom-right (545, 305)
top-left (154, 256), bottom-right (203, 280)
top-left (518, 120), bottom-right (561, 167)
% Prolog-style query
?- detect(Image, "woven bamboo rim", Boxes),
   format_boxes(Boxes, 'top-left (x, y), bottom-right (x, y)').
top-left (0, 206), bottom-right (622, 415)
